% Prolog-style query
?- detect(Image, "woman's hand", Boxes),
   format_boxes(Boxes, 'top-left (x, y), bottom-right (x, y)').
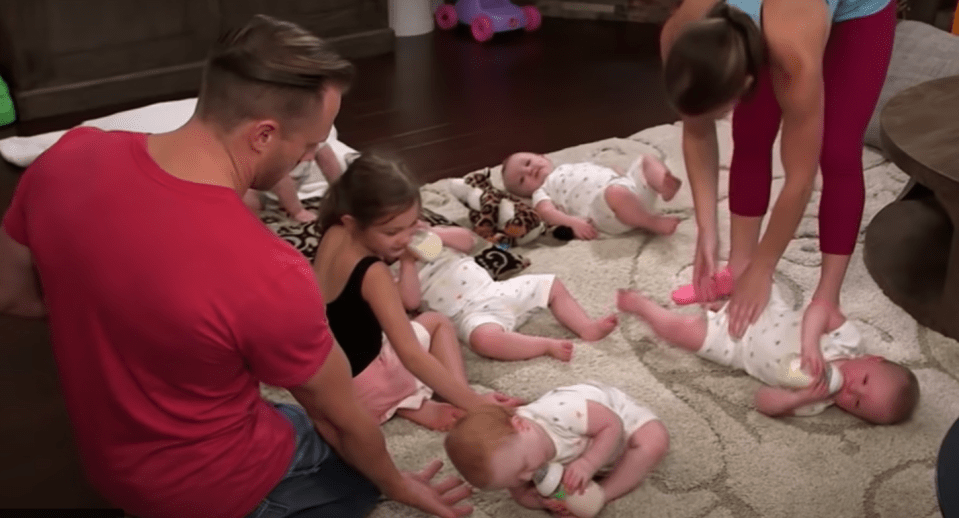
top-left (799, 300), bottom-right (833, 381)
top-left (692, 228), bottom-right (720, 302)
top-left (726, 264), bottom-right (773, 339)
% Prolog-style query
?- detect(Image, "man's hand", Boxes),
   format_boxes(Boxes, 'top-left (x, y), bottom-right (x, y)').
top-left (393, 460), bottom-right (474, 518)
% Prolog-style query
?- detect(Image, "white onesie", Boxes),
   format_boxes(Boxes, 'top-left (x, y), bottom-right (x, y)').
top-left (530, 158), bottom-right (656, 235)
top-left (416, 247), bottom-right (554, 343)
top-left (516, 383), bottom-right (659, 469)
top-left (700, 284), bottom-right (863, 415)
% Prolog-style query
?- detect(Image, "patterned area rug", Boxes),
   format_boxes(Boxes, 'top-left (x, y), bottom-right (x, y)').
top-left (265, 120), bottom-right (958, 518)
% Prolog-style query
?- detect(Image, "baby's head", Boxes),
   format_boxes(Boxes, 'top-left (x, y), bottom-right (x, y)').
top-left (834, 356), bottom-right (920, 425)
top-left (501, 152), bottom-right (554, 198)
top-left (444, 405), bottom-right (546, 490)
top-left (318, 152), bottom-right (421, 261)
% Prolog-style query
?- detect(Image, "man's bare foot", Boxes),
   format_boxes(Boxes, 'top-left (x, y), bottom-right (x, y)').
top-left (546, 339), bottom-right (575, 362)
top-left (397, 401), bottom-right (465, 431)
top-left (577, 314), bottom-right (619, 341)
top-left (616, 289), bottom-right (657, 318)
top-left (651, 216), bottom-right (681, 236)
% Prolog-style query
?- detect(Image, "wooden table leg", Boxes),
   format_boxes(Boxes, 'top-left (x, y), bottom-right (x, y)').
top-left (936, 185), bottom-right (959, 339)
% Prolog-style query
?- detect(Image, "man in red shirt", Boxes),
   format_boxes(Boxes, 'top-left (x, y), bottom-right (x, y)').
top-left (0, 14), bottom-right (471, 518)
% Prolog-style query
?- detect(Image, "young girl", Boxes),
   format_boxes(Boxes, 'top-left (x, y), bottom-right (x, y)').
top-left (444, 383), bottom-right (669, 515)
top-left (396, 223), bottom-right (618, 362)
top-left (312, 152), bottom-right (522, 431)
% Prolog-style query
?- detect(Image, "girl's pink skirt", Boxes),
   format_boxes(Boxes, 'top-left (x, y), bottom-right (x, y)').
top-left (353, 321), bottom-right (433, 423)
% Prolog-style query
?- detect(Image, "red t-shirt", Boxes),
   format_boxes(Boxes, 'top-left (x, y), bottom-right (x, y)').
top-left (2, 128), bottom-right (333, 518)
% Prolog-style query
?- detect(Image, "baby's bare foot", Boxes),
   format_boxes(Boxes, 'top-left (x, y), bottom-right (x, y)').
top-left (578, 313), bottom-right (618, 341)
top-left (653, 216), bottom-right (681, 236)
top-left (617, 288), bottom-right (654, 316)
top-left (547, 339), bottom-right (575, 362)
top-left (398, 401), bottom-right (465, 431)
top-left (660, 171), bottom-right (683, 202)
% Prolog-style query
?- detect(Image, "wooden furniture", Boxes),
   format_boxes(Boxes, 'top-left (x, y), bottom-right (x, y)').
top-left (863, 75), bottom-right (959, 341)
top-left (0, 0), bottom-right (393, 123)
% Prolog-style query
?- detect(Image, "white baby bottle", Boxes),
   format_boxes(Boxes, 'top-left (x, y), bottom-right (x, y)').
top-left (777, 353), bottom-right (844, 395)
top-left (406, 229), bottom-right (443, 262)
top-left (533, 462), bottom-right (605, 518)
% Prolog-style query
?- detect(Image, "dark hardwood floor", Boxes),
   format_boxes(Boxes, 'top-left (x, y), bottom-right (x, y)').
top-left (0, 18), bottom-right (674, 509)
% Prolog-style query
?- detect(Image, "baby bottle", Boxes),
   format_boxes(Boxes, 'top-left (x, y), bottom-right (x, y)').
top-left (533, 462), bottom-right (605, 518)
top-left (777, 353), bottom-right (844, 395)
top-left (406, 229), bottom-right (443, 262)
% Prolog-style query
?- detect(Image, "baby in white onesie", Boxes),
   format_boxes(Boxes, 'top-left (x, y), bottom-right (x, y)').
top-left (444, 382), bottom-right (669, 514)
top-left (396, 224), bottom-right (618, 363)
top-left (617, 285), bottom-right (920, 424)
top-left (242, 125), bottom-right (355, 222)
top-left (500, 151), bottom-right (682, 239)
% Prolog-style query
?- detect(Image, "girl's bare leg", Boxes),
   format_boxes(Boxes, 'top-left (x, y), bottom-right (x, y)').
top-left (548, 279), bottom-right (619, 341)
top-left (413, 312), bottom-right (468, 386)
top-left (470, 323), bottom-right (574, 362)
top-left (616, 289), bottom-right (707, 352)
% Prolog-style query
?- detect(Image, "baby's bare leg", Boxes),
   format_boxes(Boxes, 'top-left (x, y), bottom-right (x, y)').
top-left (241, 189), bottom-right (262, 212)
top-left (616, 289), bottom-right (707, 352)
top-left (470, 323), bottom-right (573, 362)
top-left (413, 312), bottom-right (469, 386)
top-left (548, 278), bottom-right (618, 341)
top-left (640, 155), bottom-right (682, 201)
top-left (604, 185), bottom-right (680, 236)
top-left (598, 420), bottom-right (669, 502)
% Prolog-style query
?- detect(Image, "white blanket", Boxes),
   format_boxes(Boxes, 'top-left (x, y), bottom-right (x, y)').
top-left (0, 98), bottom-right (356, 174)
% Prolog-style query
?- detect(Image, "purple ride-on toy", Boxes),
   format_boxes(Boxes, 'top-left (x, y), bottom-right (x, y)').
top-left (435, 0), bottom-right (542, 43)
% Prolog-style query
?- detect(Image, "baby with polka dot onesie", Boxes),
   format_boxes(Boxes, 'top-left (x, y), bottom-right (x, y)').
top-left (395, 223), bottom-right (619, 362)
top-left (616, 284), bottom-right (919, 424)
top-left (444, 382), bottom-right (669, 514)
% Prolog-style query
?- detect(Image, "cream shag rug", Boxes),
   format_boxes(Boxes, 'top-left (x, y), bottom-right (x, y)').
top-left (270, 120), bottom-right (959, 518)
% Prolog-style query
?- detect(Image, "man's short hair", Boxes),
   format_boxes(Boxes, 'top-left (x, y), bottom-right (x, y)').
top-left (197, 14), bottom-right (355, 132)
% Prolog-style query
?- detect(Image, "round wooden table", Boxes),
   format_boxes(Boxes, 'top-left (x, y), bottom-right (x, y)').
top-left (864, 75), bottom-right (959, 341)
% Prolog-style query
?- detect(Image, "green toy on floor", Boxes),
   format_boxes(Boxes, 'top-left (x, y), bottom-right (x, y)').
top-left (0, 75), bottom-right (15, 127)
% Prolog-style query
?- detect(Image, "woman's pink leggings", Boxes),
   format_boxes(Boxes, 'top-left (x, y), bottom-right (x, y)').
top-left (729, 0), bottom-right (897, 256)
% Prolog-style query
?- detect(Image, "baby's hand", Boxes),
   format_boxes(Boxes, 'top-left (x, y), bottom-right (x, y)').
top-left (570, 218), bottom-right (598, 240)
top-left (561, 458), bottom-right (595, 495)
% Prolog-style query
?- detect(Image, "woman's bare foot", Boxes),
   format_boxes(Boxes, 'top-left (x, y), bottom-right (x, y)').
top-left (397, 401), bottom-right (465, 431)
top-left (546, 339), bottom-right (575, 362)
top-left (577, 313), bottom-right (619, 341)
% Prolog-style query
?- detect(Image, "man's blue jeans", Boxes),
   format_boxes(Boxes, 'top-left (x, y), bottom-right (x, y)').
top-left (245, 404), bottom-right (381, 518)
